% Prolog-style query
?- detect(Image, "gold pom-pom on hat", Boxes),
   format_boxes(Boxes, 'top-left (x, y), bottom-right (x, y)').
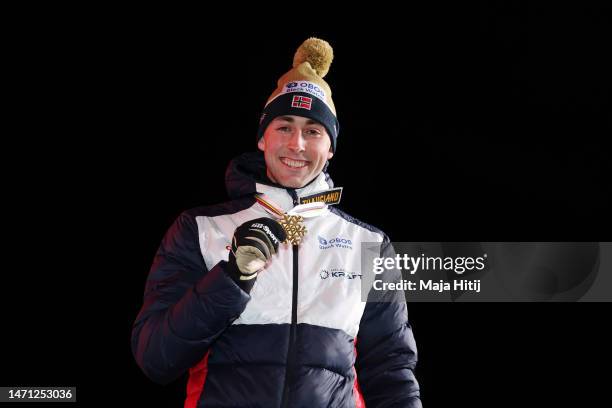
top-left (292, 37), bottom-right (334, 78)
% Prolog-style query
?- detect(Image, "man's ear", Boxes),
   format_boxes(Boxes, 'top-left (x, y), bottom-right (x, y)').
top-left (327, 150), bottom-right (334, 160)
top-left (257, 137), bottom-right (266, 152)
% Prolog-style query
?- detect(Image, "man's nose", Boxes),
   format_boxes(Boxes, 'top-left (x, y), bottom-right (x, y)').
top-left (287, 131), bottom-right (306, 152)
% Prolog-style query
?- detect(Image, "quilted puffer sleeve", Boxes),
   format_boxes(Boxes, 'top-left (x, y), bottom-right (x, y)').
top-left (355, 236), bottom-right (422, 407)
top-left (131, 211), bottom-right (250, 385)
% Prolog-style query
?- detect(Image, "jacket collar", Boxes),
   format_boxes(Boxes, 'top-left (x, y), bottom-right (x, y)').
top-left (225, 151), bottom-right (334, 212)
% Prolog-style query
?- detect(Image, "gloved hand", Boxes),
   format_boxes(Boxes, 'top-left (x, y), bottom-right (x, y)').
top-left (225, 217), bottom-right (286, 291)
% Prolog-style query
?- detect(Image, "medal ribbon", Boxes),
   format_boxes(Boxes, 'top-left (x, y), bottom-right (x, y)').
top-left (254, 194), bottom-right (327, 245)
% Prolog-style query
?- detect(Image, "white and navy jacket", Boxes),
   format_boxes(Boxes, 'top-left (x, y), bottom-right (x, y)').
top-left (132, 152), bottom-right (421, 407)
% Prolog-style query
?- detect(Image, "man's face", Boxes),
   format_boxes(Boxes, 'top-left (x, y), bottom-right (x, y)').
top-left (258, 115), bottom-right (334, 188)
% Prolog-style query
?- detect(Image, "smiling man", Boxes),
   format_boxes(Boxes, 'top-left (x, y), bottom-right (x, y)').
top-left (132, 38), bottom-right (422, 407)
top-left (259, 115), bottom-right (334, 188)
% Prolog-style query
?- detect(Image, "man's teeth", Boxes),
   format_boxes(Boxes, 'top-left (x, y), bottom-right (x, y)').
top-left (281, 158), bottom-right (308, 168)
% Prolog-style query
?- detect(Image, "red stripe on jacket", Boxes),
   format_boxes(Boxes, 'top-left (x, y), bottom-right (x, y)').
top-left (354, 339), bottom-right (366, 408)
top-left (184, 351), bottom-right (210, 408)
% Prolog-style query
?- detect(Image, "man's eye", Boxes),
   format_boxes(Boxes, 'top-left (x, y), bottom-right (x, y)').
top-left (305, 129), bottom-right (321, 136)
top-left (277, 126), bottom-right (291, 132)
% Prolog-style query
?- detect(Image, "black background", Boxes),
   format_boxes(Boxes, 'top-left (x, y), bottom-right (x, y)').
top-left (3, 3), bottom-right (611, 407)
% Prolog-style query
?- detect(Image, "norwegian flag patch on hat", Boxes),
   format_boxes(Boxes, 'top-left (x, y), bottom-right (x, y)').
top-left (291, 95), bottom-right (312, 110)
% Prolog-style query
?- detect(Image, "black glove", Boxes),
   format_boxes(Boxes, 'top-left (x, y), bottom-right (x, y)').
top-left (225, 217), bottom-right (286, 292)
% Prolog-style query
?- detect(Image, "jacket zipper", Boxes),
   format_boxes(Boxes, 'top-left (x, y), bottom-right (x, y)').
top-left (280, 190), bottom-right (300, 407)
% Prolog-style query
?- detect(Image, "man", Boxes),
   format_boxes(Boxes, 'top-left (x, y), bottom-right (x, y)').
top-left (132, 38), bottom-right (422, 407)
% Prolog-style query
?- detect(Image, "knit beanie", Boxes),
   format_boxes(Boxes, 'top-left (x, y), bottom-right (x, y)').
top-left (257, 38), bottom-right (339, 152)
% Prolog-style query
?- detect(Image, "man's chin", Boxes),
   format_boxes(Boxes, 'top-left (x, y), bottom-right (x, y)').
top-left (281, 179), bottom-right (307, 188)
top-left (277, 175), bottom-right (312, 189)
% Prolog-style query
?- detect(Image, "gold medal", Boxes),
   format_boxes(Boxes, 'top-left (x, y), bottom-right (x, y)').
top-left (254, 194), bottom-right (308, 245)
top-left (279, 214), bottom-right (307, 245)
